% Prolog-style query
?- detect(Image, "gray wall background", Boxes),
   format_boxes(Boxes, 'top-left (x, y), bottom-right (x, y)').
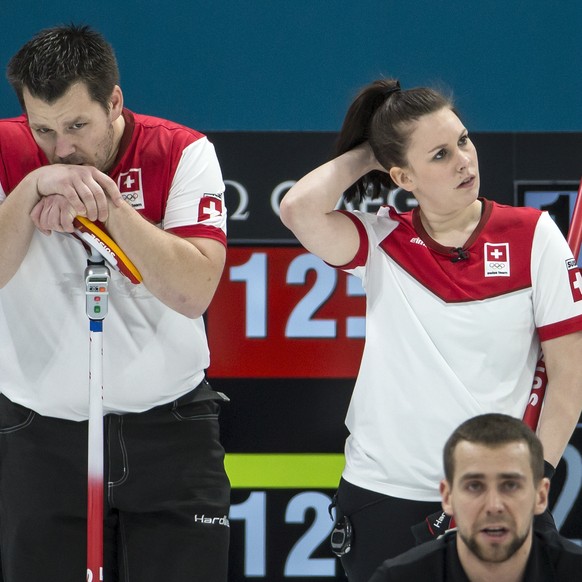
top-left (1, 0), bottom-right (582, 132)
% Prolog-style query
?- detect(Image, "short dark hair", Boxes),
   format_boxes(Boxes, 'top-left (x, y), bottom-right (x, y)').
top-left (335, 77), bottom-right (455, 203)
top-left (6, 24), bottom-right (119, 112)
top-left (443, 413), bottom-right (545, 484)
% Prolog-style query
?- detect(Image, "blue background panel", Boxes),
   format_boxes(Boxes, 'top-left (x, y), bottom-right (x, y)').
top-left (2, 1), bottom-right (582, 131)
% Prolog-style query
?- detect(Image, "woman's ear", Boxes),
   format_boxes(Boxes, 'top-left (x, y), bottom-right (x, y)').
top-left (389, 166), bottom-right (413, 190)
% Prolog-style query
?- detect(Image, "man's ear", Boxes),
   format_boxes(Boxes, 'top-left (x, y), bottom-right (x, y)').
top-left (440, 479), bottom-right (453, 516)
top-left (389, 166), bottom-right (413, 190)
top-left (109, 85), bottom-right (124, 120)
top-left (534, 477), bottom-right (550, 516)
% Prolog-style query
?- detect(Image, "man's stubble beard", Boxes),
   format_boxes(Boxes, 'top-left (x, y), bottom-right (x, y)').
top-left (459, 527), bottom-right (529, 564)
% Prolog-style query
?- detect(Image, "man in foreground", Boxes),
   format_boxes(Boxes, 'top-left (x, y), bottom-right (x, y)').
top-left (369, 413), bottom-right (582, 581)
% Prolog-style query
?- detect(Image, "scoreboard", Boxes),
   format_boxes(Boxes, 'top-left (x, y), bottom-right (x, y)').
top-left (207, 247), bottom-right (365, 378)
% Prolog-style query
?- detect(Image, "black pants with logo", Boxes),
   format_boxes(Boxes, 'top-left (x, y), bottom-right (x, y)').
top-left (334, 478), bottom-right (442, 582)
top-left (0, 383), bottom-right (231, 582)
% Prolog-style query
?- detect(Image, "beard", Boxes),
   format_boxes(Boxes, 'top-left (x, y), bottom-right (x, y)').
top-left (459, 527), bottom-right (530, 563)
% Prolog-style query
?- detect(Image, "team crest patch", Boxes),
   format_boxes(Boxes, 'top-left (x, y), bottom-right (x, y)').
top-left (484, 243), bottom-right (510, 277)
top-left (118, 168), bottom-right (145, 210)
top-left (566, 258), bottom-right (582, 302)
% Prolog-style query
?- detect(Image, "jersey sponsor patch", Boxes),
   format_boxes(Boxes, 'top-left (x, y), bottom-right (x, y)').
top-left (198, 193), bottom-right (224, 222)
top-left (566, 258), bottom-right (582, 302)
top-left (118, 168), bottom-right (145, 210)
top-left (484, 242), bottom-right (510, 277)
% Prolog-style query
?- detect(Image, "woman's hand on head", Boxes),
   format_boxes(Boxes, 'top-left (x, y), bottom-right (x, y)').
top-left (352, 142), bottom-right (387, 173)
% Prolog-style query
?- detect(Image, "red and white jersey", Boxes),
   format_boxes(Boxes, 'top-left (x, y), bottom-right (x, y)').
top-left (340, 199), bottom-right (582, 501)
top-left (0, 111), bottom-right (226, 420)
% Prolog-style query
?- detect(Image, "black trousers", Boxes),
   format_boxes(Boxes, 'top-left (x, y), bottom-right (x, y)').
top-left (0, 383), bottom-right (231, 582)
top-left (335, 478), bottom-right (442, 582)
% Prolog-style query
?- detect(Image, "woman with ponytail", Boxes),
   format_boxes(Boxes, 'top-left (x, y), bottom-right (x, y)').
top-left (280, 78), bottom-right (582, 582)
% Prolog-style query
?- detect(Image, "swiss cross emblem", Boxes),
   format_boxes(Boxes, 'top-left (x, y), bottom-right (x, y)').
top-left (484, 242), bottom-right (510, 277)
top-left (566, 259), bottom-right (582, 302)
top-left (198, 195), bottom-right (223, 222)
top-left (117, 168), bottom-right (145, 210)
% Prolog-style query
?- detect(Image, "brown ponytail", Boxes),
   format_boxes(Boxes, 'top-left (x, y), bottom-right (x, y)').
top-left (335, 78), bottom-right (455, 203)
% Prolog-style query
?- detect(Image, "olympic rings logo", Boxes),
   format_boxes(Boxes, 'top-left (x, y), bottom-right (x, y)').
top-left (488, 262), bottom-right (505, 269)
top-left (122, 192), bottom-right (139, 201)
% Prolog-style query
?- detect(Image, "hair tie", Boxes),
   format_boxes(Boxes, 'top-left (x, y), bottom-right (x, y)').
top-left (383, 81), bottom-right (401, 99)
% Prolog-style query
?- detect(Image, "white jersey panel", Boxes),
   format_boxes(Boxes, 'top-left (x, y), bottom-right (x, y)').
top-left (0, 230), bottom-right (208, 420)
